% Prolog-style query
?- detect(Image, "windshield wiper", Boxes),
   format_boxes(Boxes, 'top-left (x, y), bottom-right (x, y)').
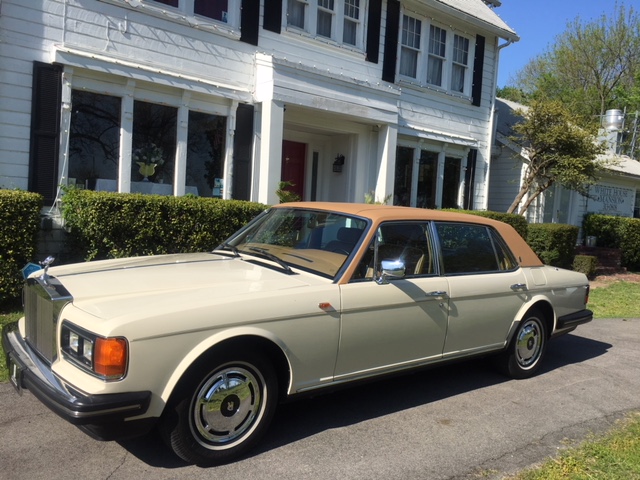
top-left (214, 242), bottom-right (240, 257)
top-left (248, 247), bottom-right (293, 274)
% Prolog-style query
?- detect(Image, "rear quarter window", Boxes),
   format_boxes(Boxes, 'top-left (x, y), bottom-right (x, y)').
top-left (435, 222), bottom-right (517, 274)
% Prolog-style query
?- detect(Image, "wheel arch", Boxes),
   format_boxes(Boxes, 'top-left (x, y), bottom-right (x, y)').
top-left (509, 298), bottom-right (555, 344)
top-left (160, 331), bottom-right (292, 410)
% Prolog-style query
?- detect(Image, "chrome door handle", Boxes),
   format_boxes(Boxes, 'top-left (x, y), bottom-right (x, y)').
top-left (426, 291), bottom-right (447, 297)
top-left (510, 283), bottom-right (527, 291)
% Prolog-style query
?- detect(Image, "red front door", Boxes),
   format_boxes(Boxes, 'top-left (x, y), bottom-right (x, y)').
top-left (281, 141), bottom-right (306, 199)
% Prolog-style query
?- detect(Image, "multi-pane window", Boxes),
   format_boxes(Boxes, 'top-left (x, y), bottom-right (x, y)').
top-left (287, 0), bottom-right (362, 48)
top-left (400, 15), bottom-right (421, 78)
top-left (343, 0), bottom-right (360, 46)
top-left (398, 13), bottom-right (473, 95)
top-left (427, 25), bottom-right (446, 86)
top-left (68, 88), bottom-right (228, 197)
top-left (451, 34), bottom-right (469, 92)
top-left (317, 0), bottom-right (334, 38)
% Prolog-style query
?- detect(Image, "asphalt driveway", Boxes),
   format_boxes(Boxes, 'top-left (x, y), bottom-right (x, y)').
top-left (1, 318), bottom-right (639, 480)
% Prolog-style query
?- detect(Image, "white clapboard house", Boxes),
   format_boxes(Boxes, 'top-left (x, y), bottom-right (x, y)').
top-left (1, 0), bottom-right (517, 215)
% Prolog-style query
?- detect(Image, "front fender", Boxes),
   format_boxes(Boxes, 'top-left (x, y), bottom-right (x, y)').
top-left (158, 326), bottom-right (293, 407)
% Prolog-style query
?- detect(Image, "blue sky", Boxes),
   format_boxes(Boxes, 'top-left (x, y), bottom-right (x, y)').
top-left (495, 1), bottom-right (627, 87)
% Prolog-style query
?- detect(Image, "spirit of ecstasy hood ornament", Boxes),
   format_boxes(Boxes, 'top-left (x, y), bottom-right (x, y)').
top-left (39, 256), bottom-right (55, 283)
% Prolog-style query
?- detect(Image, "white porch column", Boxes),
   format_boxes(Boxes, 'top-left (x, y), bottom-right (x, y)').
top-left (257, 99), bottom-right (284, 205)
top-left (457, 149), bottom-right (469, 208)
top-left (118, 79), bottom-right (135, 193)
top-left (223, 101), bottom-right (238, 200)
top-left (435, 150), bottom-right (446, 209)
top-left (374, 124), bottom-right (397, 201)
top-left (174, 91), bottom-right (190, 196)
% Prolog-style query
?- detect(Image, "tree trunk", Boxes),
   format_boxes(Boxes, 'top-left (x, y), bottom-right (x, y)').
top-left (507, 185), bottom-right (530, 214)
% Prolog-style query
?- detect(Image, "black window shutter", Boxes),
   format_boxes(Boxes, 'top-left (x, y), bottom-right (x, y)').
top-left (365, 0), bottom-right (382, 63)
top-left (232, 104), bottom-right (255, 200)
top-left (382, 0), bottom-right (400, 83)
top-left (29, 62), bottom-right (62, 205)
top-left (263, 0), bottom-right (282, 34)
top-left (471, 35), bottom-right (485, 107)
top-left (240, 0), bottom-right (260, 45)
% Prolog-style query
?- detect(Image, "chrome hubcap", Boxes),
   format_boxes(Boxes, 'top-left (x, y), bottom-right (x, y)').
top-left (192, 365), bottom-right (263, 448)
top-left (515, 319), bottom-right (543, 369)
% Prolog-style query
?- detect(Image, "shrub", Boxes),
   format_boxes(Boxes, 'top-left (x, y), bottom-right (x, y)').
top-left (584, 214), bottom-right (640, 271)
top-left (443, 209), bottom-right (528, 239)
top-left (527, 223), bottom-right (579, 269)
top-left (62, 189), bottom-right (267, 261)
top-left (0, 190), bottom-right (43, 306)
top-left (573, 255), bottom-right (598, 279)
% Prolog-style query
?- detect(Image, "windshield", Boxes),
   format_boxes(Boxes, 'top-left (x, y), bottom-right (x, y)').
top-left (221, 208), bottom-right (368, 279)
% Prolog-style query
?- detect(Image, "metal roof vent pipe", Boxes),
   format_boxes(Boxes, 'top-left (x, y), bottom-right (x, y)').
top-left (603, 109), bottom-right (624, 131)
top-left (599, 109), bottom-right (625, 155)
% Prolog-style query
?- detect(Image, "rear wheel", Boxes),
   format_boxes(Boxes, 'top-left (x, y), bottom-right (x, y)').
top-left (499, 309), bottom-right (547, 379)
top-left (161, 352), bottom-right (278, 465)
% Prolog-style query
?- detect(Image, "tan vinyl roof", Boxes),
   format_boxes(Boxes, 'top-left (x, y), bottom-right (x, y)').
top-left (274, 202), bottom-right (543, 270)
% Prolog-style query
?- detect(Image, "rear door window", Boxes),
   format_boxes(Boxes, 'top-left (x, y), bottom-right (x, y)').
top-left (434, 223), bottom-right (517, 274)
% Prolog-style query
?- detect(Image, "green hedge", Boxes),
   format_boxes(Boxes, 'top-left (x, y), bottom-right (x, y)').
top-left (443, 209), bottom-right (528, 239)
top-left (0, 190), bottom-right (43, 307)
top-left (62, 189), bottom-right (267, 261)
top-left (583, 214), bottom-right (640, 271)
top-left (527, 223), bottom-right (579, 269)
top-left (573, 255), bottom-right (598, 279)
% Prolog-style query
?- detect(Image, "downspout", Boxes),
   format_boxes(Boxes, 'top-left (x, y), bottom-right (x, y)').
top-left (485, 38), bottom-right (514, 211)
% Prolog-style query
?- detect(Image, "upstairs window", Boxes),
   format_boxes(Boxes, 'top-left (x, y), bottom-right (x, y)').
top-left (195, 0), bottom-right (229, 22)
top-left (397, 12), bottom-right (473, 96)
top-left (451, 34), bottom-right (470, 92)
top-left (343, 0), bottom-right (360, 46)
top-left (400, 15), bottom-right (421, 78)
top-left (287, 0), bottom-right (363, 49)
top-left (427, 25), bottom-right (446, 87)
top-left (288, 0), bottom-right (306, 29)
top-left (317, 0), bottom-right (334, 38)
top-left (146, 0), bottom-right (236, 25)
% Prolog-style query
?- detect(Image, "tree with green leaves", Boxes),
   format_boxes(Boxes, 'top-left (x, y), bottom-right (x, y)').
top-left (506, 100), bottom-right (607, 216)
top-left (513, 2), bottom-right (640, 120)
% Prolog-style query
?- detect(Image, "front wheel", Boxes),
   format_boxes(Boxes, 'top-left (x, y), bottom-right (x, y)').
top-left (160, 352), bottom-right (278, 466)
top-left (498, 309), bottom-right (547, 379)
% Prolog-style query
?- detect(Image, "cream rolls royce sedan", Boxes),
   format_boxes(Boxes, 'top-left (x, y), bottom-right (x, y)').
top-left (3, 202), bottom-right (592, 465)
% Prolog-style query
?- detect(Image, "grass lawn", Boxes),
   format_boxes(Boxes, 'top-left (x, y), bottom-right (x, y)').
top-left (588, 280), bottom-right (640, 319)
top-left (508, 412), bottom-right (640, 479)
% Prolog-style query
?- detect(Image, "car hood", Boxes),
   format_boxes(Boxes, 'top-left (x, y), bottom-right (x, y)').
top-left (45, 253), bottom-right (323, 320)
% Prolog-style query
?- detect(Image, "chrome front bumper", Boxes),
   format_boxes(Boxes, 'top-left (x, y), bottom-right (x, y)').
top-left (2, 322), bottom-right (151, 426)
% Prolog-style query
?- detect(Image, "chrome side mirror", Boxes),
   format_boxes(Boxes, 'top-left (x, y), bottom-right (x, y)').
top-left (376, 259), bottom-right (406, 284)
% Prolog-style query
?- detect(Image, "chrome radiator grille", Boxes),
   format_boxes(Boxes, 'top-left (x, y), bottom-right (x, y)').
top-left (23, 277), bottom-right (72, 364)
